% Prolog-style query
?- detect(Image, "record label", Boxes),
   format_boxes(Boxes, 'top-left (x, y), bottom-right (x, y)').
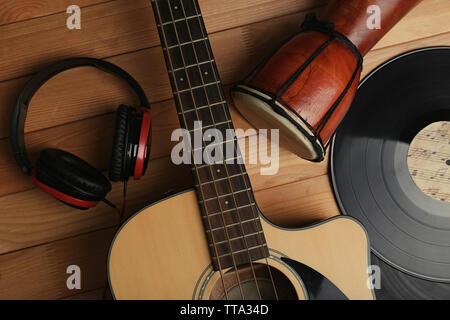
top-left (407, 121), bottom-right (449, 202)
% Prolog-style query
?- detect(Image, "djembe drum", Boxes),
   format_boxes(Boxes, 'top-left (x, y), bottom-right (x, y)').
top-left (231, 0), bottom-right (422, 161)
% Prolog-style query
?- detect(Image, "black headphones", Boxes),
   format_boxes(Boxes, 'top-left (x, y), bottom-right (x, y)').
top-left (10, 58), bottom-right (152, 210)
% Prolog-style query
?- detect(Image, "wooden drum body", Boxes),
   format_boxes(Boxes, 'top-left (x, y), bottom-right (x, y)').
top-left (232, 0), bottom-right (422, 162)
top-left (233, 24), bottom-right (361, 161)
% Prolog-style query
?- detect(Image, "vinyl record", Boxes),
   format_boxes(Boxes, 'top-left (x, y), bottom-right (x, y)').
top-left (371, 254), bottom-right (450, 300)
top-left (331, 47), bottom-right (450, 283)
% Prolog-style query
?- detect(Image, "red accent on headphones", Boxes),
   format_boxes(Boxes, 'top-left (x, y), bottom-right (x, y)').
top-left (32, 170), bottom-right (99, 209)
top-left (134, 108), bottom-right (151, 180)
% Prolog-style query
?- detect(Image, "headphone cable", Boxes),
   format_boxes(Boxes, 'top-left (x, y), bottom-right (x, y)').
top-left (120, 181), bottom-right (128, 222)
top-left (102, 180), bottom-right (128, 221)
top-left (102, 180), bottom-right (128, 300)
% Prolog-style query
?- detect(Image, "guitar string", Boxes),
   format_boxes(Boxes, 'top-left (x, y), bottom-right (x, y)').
top-left (190, 0), bottom-right (279, 299)
top-left (164, 1), bottom-right (246, 300)
top-left (189, 0), bottom-right (279, 300)
top-left (153, 0), bottom-right (229, 300)
top-left (178, 0), bottom-right (262, 300)
top-left (157, 1), bottom-right (250, 299)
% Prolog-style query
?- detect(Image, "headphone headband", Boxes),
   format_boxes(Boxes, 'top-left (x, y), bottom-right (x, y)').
top-left (10, 58), bottom-right (150, 175)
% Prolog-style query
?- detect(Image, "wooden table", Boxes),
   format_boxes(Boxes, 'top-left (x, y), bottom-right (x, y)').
top-left (0, 0), bottom-right (448, 300)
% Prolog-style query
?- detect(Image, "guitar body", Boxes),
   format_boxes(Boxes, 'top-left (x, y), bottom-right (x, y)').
top-left (108, 190), bottom-right (374, 300)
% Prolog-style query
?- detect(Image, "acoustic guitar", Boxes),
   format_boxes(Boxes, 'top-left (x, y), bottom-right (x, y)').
top-left (107, 0), bottom-right (374, 300)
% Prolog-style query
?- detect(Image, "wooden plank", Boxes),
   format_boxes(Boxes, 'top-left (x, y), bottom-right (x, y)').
top-left (256, 175), bottom-right (339, 227)
top-left (0, 173), bottom-right (335, 300)
top-left (1, 0), bottom-right (448, 140)
top-left (0, 0), bottom-right (327, 82)
top-left (373, 0), bottom-right (450, 50)
top-left (363, 31), bottom-right (450, 78)
top-left (0, 0), bottom-right (111, 26)
top-left (244, 135), bottom-right (329, 191)
top-left (0, 0), bottom-right (155, 82)
top-left (0, 155), bottom-right (192, 255)
top-left (0, 228), bottom-right (115, 300)
top-left (199, 0), bottom-right (327, 33)
top-left (62, 288), bottom-right (105, 300)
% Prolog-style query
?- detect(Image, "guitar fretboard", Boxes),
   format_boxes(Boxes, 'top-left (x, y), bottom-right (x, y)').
top-left (151, 0), bottom-right (269, 270)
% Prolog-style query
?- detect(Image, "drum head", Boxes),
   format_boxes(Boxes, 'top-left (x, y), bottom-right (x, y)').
top-left (232, 85), bottom-right (325, 161)
top-left (331, 47), bottom-right (450, 282)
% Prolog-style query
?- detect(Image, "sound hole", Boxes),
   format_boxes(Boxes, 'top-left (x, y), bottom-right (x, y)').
top-left (209, 263), bottom-right (298, 300)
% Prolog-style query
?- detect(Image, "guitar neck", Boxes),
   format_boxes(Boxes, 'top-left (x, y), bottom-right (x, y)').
top-left (151, 0), bottom-right (268, 270)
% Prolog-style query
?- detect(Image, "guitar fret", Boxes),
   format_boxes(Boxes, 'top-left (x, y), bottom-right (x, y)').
top-left (203, 203), bottom-right (256, 218)
top-left (188, 120), bottom-right (231, 133)
top-left (196, 172), bottom-right (246, 187)
top-left (199, 188), bottom-right (252, 203)
top-left (195, 156), bottom-right (243, 169)
top-left (192, 138), bottom-right (236, 153)
top-left (178, 101), bottom-right (226, 114)
top-left (157, 14), bottom-right (203, 26)
top-left (212, 244), bottom-right (268, 259)
top-left (169, 60), bottom-right (215, 73)
top-left (205, 217), bottom-right (261, 233)
top-left (209, 231), bottom-right (264, 247)
top-left (163, 37), bottom-right (209, 50)
top-left (174, 80), bottom-right (221, 94)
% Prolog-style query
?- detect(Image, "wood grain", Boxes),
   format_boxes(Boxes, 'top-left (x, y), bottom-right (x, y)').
top-left (62, 288), bottom-right (105, 300)
top-left (256, 175), bottom-right (339, 227)
top-left (372, 0), bottom-right (450, 50)
top-left (0, 228), bottom-right (115, 300)
top-left (0, 0), bottom-right (328, 82)
top-left (363, 31), bottom-right (450, 78)
top-left (0, 0), bottom-right (111, 26)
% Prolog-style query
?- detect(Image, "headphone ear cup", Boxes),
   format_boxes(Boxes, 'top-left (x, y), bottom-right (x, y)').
top-left (36, 149), bottom-right (112, 204)
top-left (134, 108), bottom-right (152, 180)
top-left (109, 105), bottom-right (129, 182)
